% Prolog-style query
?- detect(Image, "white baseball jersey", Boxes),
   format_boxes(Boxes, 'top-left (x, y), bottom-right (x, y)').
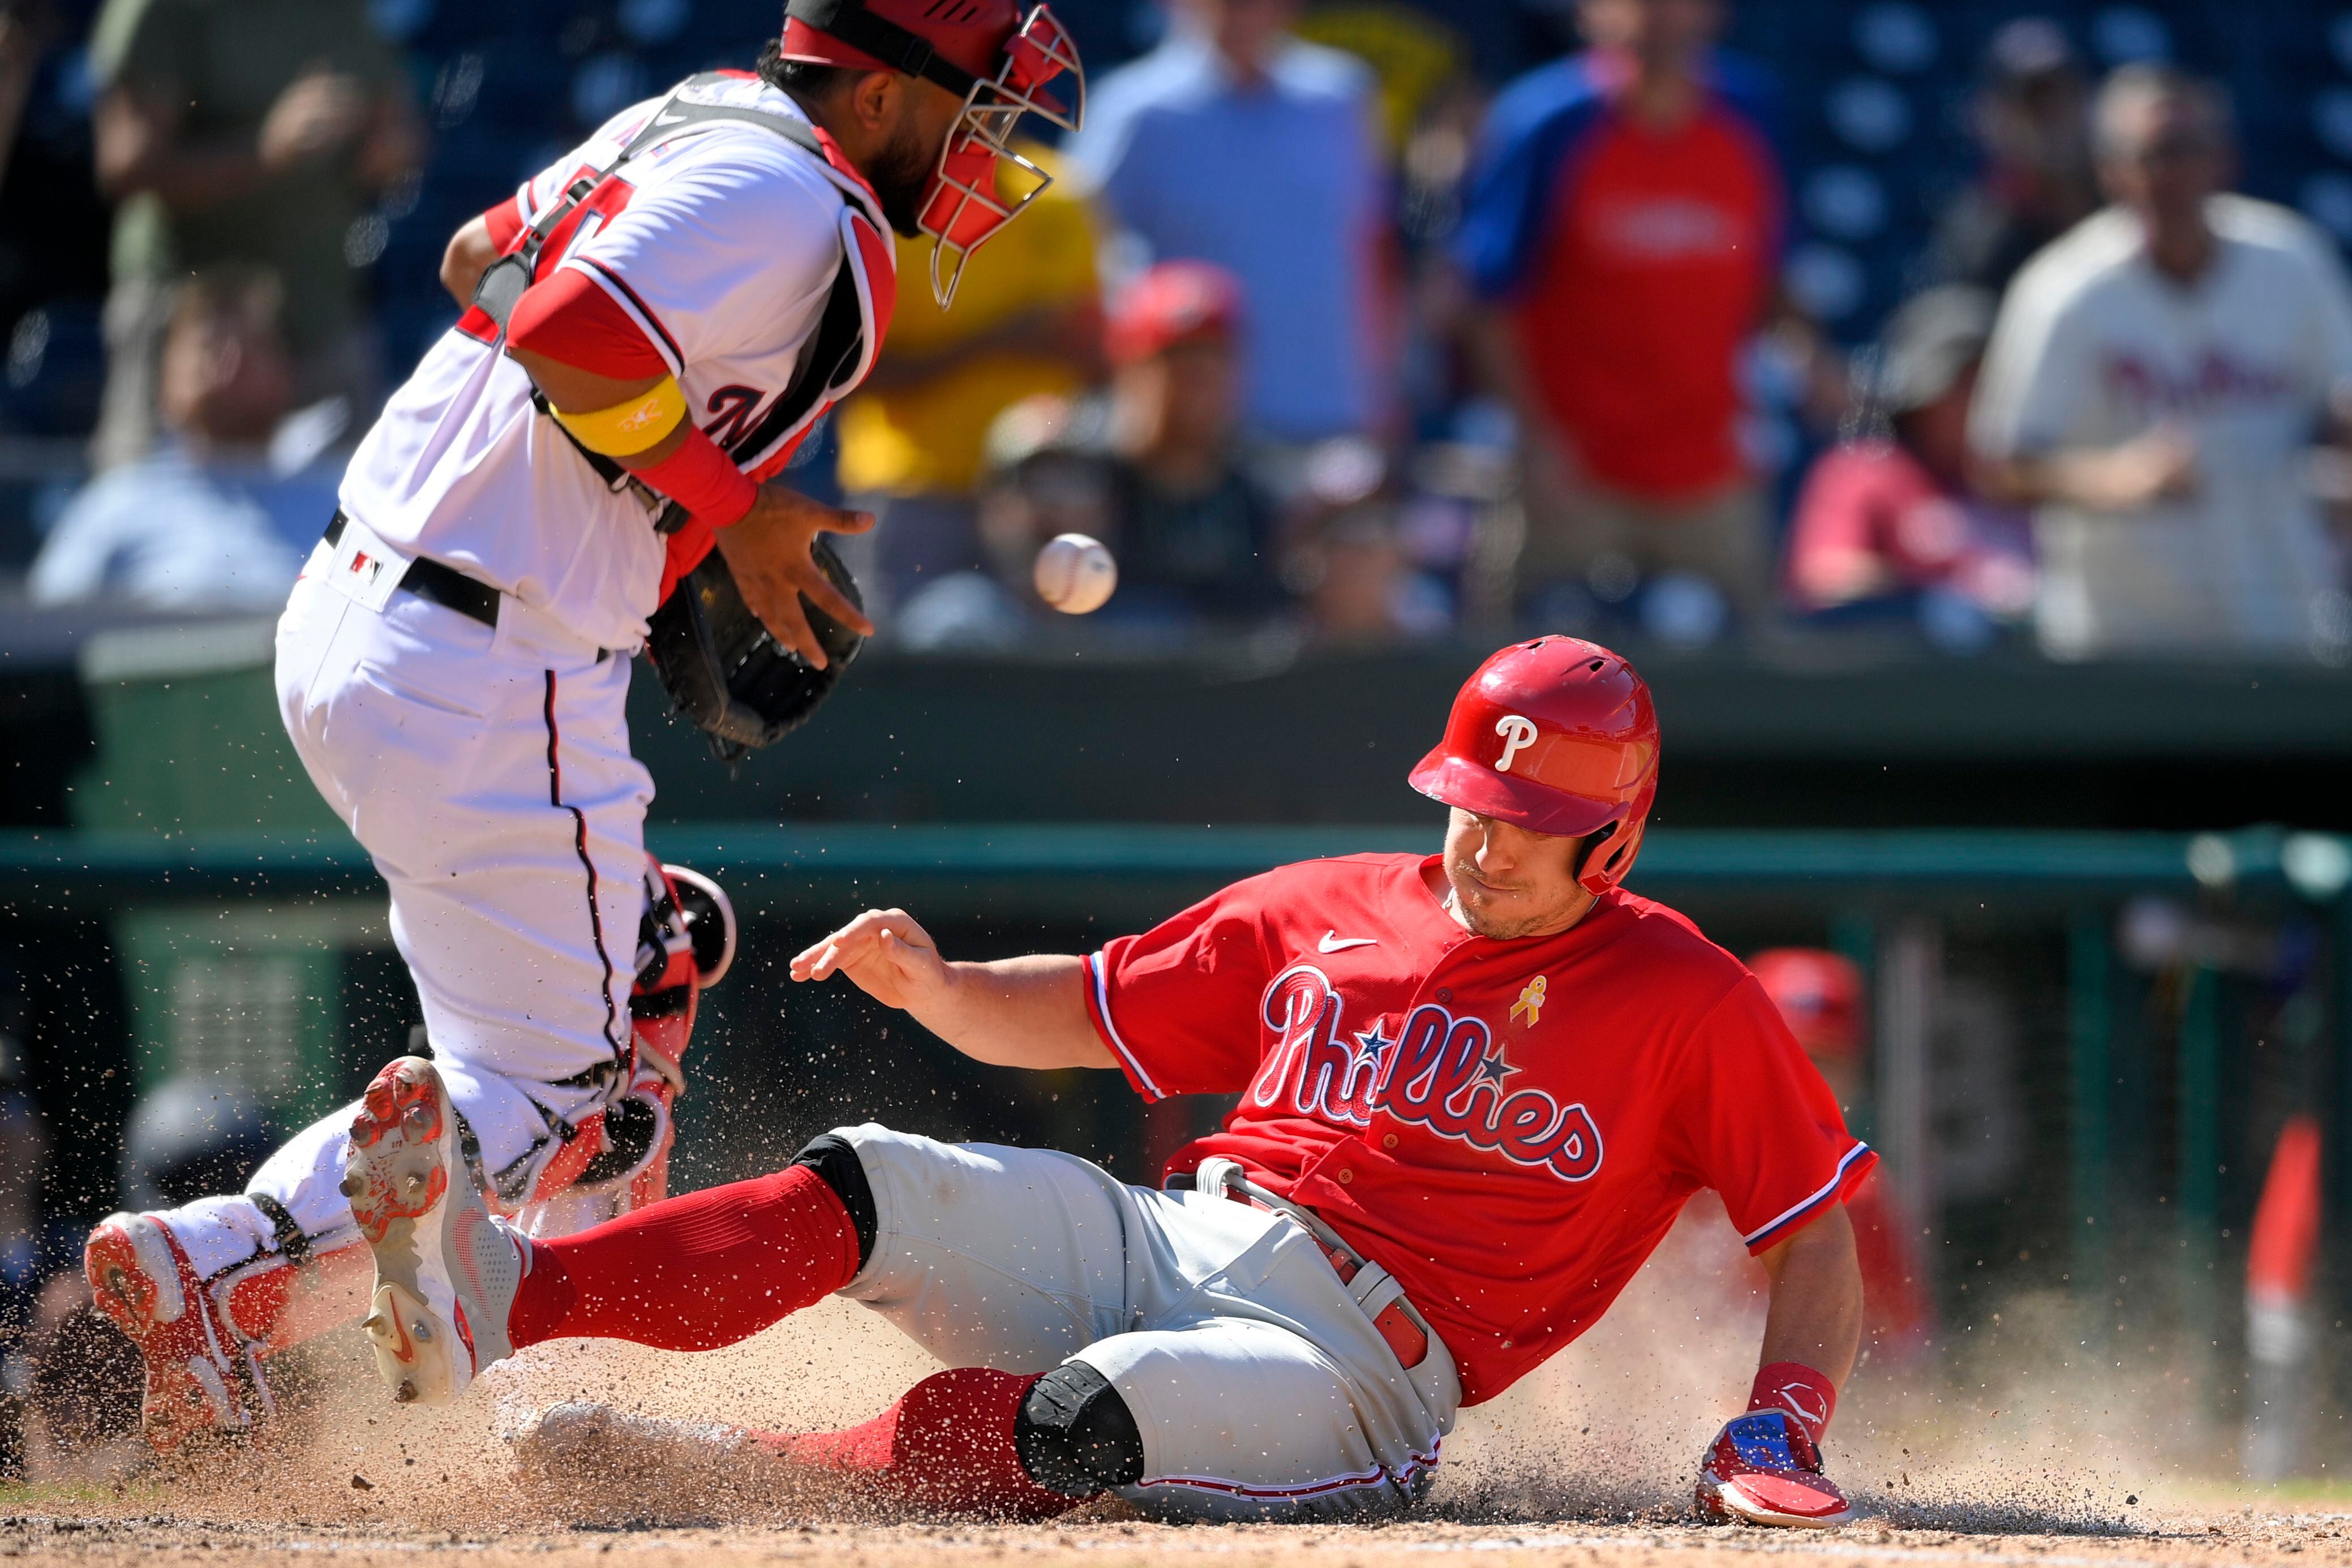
top-left (1969, 195), bottom-right (2352, 659)
top-left (340, 74), bottom-right (892, 654)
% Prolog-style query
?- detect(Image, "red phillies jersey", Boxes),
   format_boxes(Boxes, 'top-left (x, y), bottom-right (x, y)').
top-left (1518, 106), bottom-right (1779, 499)
top-left (1083, 853), bottom-right (1873, 1406)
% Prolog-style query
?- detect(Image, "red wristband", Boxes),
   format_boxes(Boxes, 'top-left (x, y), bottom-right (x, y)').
top-left (636, 424), bottom-right (757, 530)
top-left (1748, 1361), bottom-right (1836, 1444)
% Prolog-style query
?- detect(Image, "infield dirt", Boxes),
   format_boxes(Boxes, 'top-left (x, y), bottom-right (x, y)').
top-left (12, 1230), bottom-right (2335, 1567)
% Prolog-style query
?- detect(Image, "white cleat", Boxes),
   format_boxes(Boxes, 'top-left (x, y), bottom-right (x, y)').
top-left (344, 1056), bottom-right (522, 1406)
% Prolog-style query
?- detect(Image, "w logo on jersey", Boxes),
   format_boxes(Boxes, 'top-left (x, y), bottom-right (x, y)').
top-left (1249, 965), bottom-right (1604, 1182)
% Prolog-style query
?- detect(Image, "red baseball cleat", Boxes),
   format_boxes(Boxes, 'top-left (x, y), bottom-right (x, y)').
top-left (84, 1212), bottom-right (264, 1451)
top-left (1694, 1410), bottom-right (1854, 1528)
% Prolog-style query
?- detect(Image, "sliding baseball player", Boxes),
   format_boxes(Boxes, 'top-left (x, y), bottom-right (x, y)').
top-left (346, 637), bottom-right (1868, 1526)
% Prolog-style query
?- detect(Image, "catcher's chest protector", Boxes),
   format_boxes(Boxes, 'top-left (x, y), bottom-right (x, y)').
top-left (473, 72), bottom-right (898, 535)
top-left (469, 75), bottom-right (895, 763)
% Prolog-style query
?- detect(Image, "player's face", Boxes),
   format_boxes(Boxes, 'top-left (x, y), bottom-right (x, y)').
top-left (865, 78), bottom-right (973, 238)
top-left (1439, 809), bottom-right (1594, 940)
top-left (2097, 91), bottom-right (2226, 228)
top-left (1577, 0), bottom-right (1722, 72)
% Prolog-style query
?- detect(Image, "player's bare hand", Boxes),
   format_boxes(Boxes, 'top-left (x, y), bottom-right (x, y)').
top-left (789, 908), bottom-right (947, 1010)
top-left (2092, 426), bottom-right (2200, 510)
top-left (259, 70), bottom-right (370, 173)
top-left (714, 484), bottom-right (877, 668)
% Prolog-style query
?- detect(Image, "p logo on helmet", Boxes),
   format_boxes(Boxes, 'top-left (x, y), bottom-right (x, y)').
top-left (1409, 638), bottom-right (1662, 897)
top-left (1493, 715), bottom-right (1538, 773)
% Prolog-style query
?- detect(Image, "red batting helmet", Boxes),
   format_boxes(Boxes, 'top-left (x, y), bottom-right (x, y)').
top-left (1748, 948), bottom-right (1865, 1062)
top-left (782, 0), bottom-right (1084, 308)
top-left (1408, 637), bottom-right (1660, 895)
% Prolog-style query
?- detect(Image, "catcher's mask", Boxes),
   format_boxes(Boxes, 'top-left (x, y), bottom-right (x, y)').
top-left (781, 0), bottom-right (1084, 308)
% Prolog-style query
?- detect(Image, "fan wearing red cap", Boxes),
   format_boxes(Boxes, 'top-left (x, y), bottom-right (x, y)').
top-left (398, 638), bottom-right (1870, 1525)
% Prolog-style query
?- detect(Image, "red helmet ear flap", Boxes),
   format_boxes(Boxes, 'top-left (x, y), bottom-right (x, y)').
top-left (1575, 781), bottom-right (1655, 895)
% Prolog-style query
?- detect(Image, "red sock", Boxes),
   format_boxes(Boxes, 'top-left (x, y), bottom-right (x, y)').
top-left (757, 1368), bottom-right (1081, 1522)
top-left (507, 1165), bottom-right (859, 1351)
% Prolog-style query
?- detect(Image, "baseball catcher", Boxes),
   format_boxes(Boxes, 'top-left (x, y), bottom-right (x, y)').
top-left (343, 638), bottom-right (1868, 1526)
top-left (84, 0), bottom-right (1085, 1449)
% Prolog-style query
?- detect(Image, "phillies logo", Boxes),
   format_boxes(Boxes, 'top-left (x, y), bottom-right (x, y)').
top-left (1253, 965), bottom-right (1382, 1126)
top-left (1494, 714), bottom-right (1538, 773)
top-left (1380, 1002), bottom-right (1603, 1180)
top-left (1248, 965), bottom-right (1604, 1182)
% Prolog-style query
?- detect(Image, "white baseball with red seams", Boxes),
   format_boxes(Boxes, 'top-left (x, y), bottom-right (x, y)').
top-left (1032, 532), bottom-right (1117, 613)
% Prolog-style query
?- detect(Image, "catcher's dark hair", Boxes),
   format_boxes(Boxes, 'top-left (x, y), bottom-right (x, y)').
top-left (757, 37), bottom-right (857, 102)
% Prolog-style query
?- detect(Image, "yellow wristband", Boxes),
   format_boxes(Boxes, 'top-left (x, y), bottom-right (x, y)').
top-left (550, 375), bottom-right (688, 457)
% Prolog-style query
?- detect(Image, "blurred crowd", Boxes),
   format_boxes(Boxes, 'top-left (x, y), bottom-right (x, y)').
top-left (3, 0), bottom-right (2352, 662)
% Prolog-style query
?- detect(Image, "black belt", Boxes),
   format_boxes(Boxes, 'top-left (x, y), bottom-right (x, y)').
top-left (324, 512), bottom-right (501, 629)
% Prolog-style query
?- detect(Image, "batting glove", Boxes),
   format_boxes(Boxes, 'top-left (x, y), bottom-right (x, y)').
top-left (1694, 1408), bottom-right (1853, 1528)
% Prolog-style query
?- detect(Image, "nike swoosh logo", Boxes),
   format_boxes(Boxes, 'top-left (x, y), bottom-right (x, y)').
top-left (1318, 932), bottom-right (1377, 953)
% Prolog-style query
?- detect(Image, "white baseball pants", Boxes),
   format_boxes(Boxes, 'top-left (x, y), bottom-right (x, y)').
top-left (153, 547), bottom-right (654, 1282)
top-left (836, 1125), bottom-right (1463, 1523)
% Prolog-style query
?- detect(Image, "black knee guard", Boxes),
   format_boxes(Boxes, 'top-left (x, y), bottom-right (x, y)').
top-left (1014, 1362), bottom-right (1145, 1498)
top-left (790, 1133), bottom-right (877, 1271)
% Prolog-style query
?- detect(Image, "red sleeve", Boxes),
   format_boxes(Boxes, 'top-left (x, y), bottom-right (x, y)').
top-left (1084, 874), bottom-right (1282, 1101)
top-left (1782, 446), bottom-right (1892, 609)
top-left (1665, 974), bottom-right (1876, 1254)
top-left (482, 195), bottom-right (527, 255)
top-left (505, 267), bottom-right (672, 381)
top-left (657, 521), bottom-right (716, 604)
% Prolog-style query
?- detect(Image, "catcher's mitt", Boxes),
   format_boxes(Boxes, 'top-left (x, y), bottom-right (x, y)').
top-left (645, 540), bottom-right (864, 763)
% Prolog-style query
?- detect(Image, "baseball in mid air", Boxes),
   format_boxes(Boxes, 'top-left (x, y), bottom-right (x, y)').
top-left (1033, 533), bottom-right (1117, 615)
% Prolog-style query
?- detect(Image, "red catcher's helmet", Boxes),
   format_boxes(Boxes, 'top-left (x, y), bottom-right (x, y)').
top-left (781, 0), bottom-right (1084, 308)
top-left (1748, 949), bottom-right (1865, 1062)
top-left (1408, 637), bottom-right (1659, 895)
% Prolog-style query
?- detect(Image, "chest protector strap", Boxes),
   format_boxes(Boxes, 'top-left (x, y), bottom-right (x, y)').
top-left (473, 74), bottom-right (885, 534)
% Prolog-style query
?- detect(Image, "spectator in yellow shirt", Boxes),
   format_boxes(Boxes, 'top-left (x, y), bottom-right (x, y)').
top-left (834, 147), bottom-right (1103, 619)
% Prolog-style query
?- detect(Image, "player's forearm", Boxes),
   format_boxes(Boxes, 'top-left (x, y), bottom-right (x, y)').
top-left (1756, 1205), bottom-right (1861, 1385)
top-left (922, 955), bottom-right (1115, 1071)
top-left (95, 92), bottom-right (273, 211)
top-left (1972, 450), bottom-right (2083, 508)
top-left (1975, 446), bottom-right (2168, 511)
top-left (441, 215), bottom-right (501, 307)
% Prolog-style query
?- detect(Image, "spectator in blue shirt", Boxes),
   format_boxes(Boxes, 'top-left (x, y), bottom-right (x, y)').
top-left (31, 268), bottom-right (341, 610)
top-left (1068, 0), bottom-right (1390, 448)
